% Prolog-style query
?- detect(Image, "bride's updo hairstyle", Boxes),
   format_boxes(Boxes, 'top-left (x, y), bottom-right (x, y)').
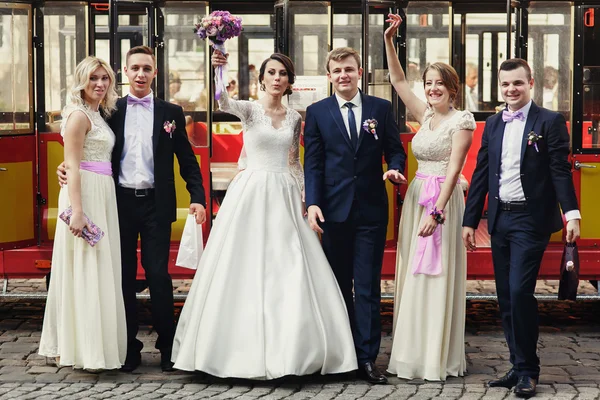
top-left (422, 62), bottom-right (460, 105)
top-left (258, 53), bottom-right (296, 96)
top-left (66, 56), bottom-right (119, 118)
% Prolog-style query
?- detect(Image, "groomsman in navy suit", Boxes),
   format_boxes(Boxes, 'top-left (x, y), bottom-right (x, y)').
top-left (463, 58), bottom-right (580, 397)
top-left (304, 47), bottom-right (407, 384)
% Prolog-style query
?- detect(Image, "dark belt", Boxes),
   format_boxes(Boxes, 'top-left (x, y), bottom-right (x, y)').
top-left (499, 200), bottom-right (528, 212)
top-left (118, 186), bottom-right (155, 197)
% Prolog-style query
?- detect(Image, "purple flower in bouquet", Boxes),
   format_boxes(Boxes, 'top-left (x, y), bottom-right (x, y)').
top-left (194, 11), bottom-right (243, 100)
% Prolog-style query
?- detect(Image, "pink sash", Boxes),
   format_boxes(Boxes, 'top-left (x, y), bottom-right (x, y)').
top-left (412, 172), bottom-right (447, 276)
top-left (80, 161), bottom-right (112, 176)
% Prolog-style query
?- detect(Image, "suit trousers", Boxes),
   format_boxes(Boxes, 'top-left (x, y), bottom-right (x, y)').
top-left (116, 188), bottom-right (175, 358)
top-left (491, 209), bottom-right (551, 379)
top-left (322, 201), bottom-right (387, 364)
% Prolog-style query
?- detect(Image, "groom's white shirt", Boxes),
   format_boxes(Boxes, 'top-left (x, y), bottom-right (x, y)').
top-left (120, 91), bottom-right (155, 189)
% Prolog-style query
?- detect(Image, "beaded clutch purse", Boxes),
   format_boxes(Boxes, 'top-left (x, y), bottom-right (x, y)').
top-left (58, 207), bottom-right (105, 247)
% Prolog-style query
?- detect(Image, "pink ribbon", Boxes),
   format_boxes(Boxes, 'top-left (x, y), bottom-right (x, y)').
top-left (80, 161), bottom-right (112, 176)
top-left (412, 172), bottom-right (446, 276)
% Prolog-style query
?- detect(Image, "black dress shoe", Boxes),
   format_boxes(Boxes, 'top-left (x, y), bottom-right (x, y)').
top-left (160, 352), bottom-right (175, 372)
top-left (488, 368), bottom-right (519, 388)
top-left (356, 362), bottom-right (388, 384)
top-left (120, 353), bottom-right (141, 372)
top-left (514, 376), bottom-right (537, 398)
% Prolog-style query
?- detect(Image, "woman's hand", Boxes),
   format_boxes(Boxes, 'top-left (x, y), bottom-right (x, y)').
top-left (211, 50), bottom-right (228, 67)
top-left (384, 13), bottom-right (403, 41)
top-left (69, 211), bottom-right (89, 238)
top-left (417, 216), bottom-right (439, 238)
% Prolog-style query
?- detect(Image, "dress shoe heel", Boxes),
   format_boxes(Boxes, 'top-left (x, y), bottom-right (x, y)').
top-left (488, 368), bottom-right (519, 389)
top-left (120, 353), bottom-right (141, 373)
top-left (514, 376), bottom-right (537, 398)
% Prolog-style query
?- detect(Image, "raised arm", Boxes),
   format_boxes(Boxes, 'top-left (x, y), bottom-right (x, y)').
top-left (384, 13), bottom-right (427, 123)
top-left (212, 50), bottom-right (253, 121)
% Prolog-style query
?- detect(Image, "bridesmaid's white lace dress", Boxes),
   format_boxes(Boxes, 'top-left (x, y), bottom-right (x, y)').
top-left (39, 105), bottom-right (127, 370)
top-left (171, 94), bottom-right (357, 379)
top-left (388, 109), bottom-right (476, 381)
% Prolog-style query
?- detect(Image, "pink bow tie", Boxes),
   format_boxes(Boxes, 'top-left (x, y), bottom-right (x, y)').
top-left (502, 109), bottom-right (525, 123)
top-left (127, 95), bottom-right (152, 109)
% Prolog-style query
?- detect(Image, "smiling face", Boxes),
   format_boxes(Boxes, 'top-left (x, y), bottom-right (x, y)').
top-left (261, 59), bottom-right (290, 96)
top-left (327, 56), bottom-right (363, 101)
top-left (124, 53), bottom-right (157, 98)
top-left (499, 66), bottom-right (533, 111)
top-left (83, 66), bottom-right (110, 106)
top-left (424, 69), bottom-right (452, 109)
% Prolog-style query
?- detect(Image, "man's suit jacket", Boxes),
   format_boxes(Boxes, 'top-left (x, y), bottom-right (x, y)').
top-left (304, 92), bottom-right (407, 223)
top-left (109, 96), bottom-right (206, 224)
top-left (463, 101), bottom-right (578, 235)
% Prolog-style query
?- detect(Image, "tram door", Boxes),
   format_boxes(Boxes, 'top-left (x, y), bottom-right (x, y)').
top-left (0, 3), bottom-right (37, 253)
top-left (107, 1), bottom-right (153, 96)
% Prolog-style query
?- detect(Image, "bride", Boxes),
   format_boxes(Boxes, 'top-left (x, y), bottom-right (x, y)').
top-left (171, 50), bottom-right (357, 379)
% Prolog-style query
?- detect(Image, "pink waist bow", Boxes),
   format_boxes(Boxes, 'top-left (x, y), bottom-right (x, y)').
top-left (80, 161), bottom-right (112, 176)
top-left (411, 171), bottom-right (449, 276)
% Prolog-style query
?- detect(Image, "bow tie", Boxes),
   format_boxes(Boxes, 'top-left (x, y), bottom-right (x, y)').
top-left (502, 109), bottom-right (525, 123)
top-left (127, 95), bottom-right (152, 109)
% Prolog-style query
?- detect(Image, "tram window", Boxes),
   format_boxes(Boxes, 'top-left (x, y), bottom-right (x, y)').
top-left (43, 2), bottom-right (87, 132)
top-left (0, 5), bottom-right (32, 134)
top-left (333, 13), bottom-right (362, 52)
top-left (95, 40), bottom-right (110, 66)
top-left (405, 4), bottom-right (450, 124)
top-left (528, 2), bottom-right (571, 116)
top-left (286, 2), bottom-right (329, 113)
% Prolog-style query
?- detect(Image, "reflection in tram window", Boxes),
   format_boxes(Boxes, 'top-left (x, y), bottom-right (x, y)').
top-left (42, 2), bottom-right (87, 132)
top-left (405, 5), bottom-right (450, 123)
top-left (0, 5), bottom-right (32, 133)
top-left (528, 3), bottom-right (571, 117)
top-left (162, 3), bottom-right (208, 112)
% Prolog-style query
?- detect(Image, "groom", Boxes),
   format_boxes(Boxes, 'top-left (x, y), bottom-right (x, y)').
top-left (304, 47), bottom-right (407, 384)
top-left (463, 58), bottom-right (580, 397)
top-left (59, 45), bottom-right (206, 372)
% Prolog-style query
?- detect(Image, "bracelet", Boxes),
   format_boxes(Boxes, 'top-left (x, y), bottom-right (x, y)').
top-left (430, 207), bottom-right (445, 225)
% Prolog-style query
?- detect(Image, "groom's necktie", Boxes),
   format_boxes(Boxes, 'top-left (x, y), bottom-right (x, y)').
top-left (345, 102), bottom-right (359, 149)
top-left (127, 95), bottom-right (152, 110)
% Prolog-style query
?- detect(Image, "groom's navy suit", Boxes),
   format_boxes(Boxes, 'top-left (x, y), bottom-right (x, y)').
top-left (463, 101), bottom-right (578, 378)
top-left (304, 92), bottom-right (406, 364)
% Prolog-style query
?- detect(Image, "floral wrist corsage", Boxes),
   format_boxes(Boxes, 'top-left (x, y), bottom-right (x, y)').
top-left (430, 207), bottom-right (445, 225)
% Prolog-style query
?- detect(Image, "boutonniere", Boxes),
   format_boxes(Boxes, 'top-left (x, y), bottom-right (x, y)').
top-left (527, 131), bottom-right (543, 152)
top-left (362, 119), bottom-right (378, 140)
top-left (163, 120), bottom-right (176, 138)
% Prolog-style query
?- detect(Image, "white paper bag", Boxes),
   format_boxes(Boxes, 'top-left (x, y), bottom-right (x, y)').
top-left (175, 214), bottom-right (204, 270)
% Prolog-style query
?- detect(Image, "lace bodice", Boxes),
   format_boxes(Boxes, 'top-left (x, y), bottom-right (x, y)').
top-left (411, 108), bottom-right (476, 176)
top-left (60, 105), bottom-right (115, 163)
top-left (218, 94), bottom-right (304, 191)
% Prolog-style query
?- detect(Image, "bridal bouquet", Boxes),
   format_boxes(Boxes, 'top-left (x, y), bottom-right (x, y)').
top-left (194, 10), bottom-right (243, 100)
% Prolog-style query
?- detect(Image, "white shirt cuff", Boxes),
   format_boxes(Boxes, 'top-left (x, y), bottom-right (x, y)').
top-left (564, 210), bottom-right (581, 221)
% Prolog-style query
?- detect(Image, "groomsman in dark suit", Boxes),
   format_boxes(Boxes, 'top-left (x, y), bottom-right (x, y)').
top-left (304, 47), bottom-right (407, 384)
top-left (59, 46), bottom-right (206, 372)
top-left (463, 58), bottom-right (580, 397)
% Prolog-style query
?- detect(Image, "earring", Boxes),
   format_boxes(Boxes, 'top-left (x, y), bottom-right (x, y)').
top-left (260, 82), bottom-right (266, 91)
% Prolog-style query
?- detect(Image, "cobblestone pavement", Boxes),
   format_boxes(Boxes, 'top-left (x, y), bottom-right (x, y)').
top-left (0, 280), bottom-right (598, 399)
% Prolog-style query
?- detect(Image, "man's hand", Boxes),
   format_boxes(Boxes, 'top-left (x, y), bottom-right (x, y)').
top-left (462, 227), bottom-right (477, 251)
top-left (307, 205), bottom-right (325, 234)
top-left (57, 162), bottom-right (67, 187)
top-left (566, 219), bottom-right (581, 243)
top-left (383, 170), bottom-right (407, 184)
top-left (190, 203), bottom-right (206, 225)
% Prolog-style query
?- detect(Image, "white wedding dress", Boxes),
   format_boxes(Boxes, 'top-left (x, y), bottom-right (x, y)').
top-left (171, 94), bottom-right (357, 379)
